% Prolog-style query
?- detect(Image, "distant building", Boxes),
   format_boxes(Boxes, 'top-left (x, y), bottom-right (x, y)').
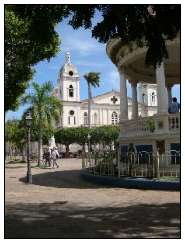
top-left (53, 52), bottom-right (157, 128)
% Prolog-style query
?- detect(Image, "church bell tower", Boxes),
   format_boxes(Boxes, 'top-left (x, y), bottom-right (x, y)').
top-left (57, 52), bottom-right (80, 102)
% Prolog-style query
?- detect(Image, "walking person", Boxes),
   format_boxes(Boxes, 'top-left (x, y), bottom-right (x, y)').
top-left (51, 147), bottom-right (60, 168)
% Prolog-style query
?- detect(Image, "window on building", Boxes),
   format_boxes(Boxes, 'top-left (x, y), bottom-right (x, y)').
top-left (84, 112), bottom-right (88, 125)
top-left (69, 85), bottom-right (74, 97)
top-left (69, 110), bottom-right (74, 116)
top-left (68, 110), bottom-right (75, 125)
top-left (112, 112), bottom-right (118, 125)
top-left (142, 93), bottom-right (148, 104)
top-left (151, 92), bottom-right (155, 103)
top-left (69, 71), bottom-right (73, 76)
top-left (142, 93), bottom-right (145, 103)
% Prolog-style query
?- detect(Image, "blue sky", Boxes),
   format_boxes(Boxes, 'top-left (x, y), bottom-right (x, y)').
top-left (6, 17), bottom-right (180, 120)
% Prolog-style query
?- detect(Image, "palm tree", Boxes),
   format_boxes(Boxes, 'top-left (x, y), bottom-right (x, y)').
top-left (22, 81), bottom-right (62, 166)
top-left (84, 72), bottom-right (100, 128)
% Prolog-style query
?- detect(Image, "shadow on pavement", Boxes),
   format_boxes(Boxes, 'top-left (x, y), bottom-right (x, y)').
top-left (5, 166), bottom-right (27, 169)
top-left (5, 202), bottom-right (180, 239)
top-left (19, 170), bottom-right (110, 189)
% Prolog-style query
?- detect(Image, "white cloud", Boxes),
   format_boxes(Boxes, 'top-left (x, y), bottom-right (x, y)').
top-left (108, 70), bottom-right (119, 90)
top-left (75, 60), bottom-right (106, 68)
top-left (60, 35), bottom-right (105, 56)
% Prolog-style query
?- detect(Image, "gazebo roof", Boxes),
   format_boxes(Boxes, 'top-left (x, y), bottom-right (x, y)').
top-left (106, 35), bottom-right (180, 86)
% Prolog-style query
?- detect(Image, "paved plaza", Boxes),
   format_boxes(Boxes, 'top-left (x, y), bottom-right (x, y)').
top-left (5, 158), bottom-right (180, 238)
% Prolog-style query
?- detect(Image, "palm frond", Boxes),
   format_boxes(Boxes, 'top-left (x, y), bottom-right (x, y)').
top-left (83, 72), bottom-right (100, 87)
top-left (22, 81), bottom-right (62, 134)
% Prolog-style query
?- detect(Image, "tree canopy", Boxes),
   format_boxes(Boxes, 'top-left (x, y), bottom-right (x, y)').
top-left (22, 80), bottom-right (62, 165)
top-left (90, 126), bottom-right (119, 145)
top-left (55, 125), bottom-right (119, 147)
top-left (5, 4), bottom-right (180, 111)
top-left (5, 5), bottom-right (67, 111)
top-left (5, 119), bottom-right (26, 150)
top-left (68, 4), bottom-right (180, 67)
top-left (84, 72), bottom-right (101, 88)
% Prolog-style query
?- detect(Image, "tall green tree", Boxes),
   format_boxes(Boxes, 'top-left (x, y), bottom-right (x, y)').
top-left (22, 81), bottom-right (62, 166)
top-left (5, 5), bottom-right (67, 111)
top-left (55, 127), bottom-right (78, 157)
top-left (74, 127), bottom-right (90, 159)
top-left (83, 72), bottom-right (100, 128)
top-left (5, 119), bottom-right (26, 160)
top-left (90, 125), bottom-right (119, 148)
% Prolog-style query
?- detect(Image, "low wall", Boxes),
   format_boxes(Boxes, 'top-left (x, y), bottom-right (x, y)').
top-left (80, 169), bottom-right (180, 191)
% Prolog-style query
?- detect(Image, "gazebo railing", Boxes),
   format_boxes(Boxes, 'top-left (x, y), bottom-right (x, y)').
top-left (84, 150), bottom-right (116, 177)
top-left (83, 150), bottom-right (180, 179)
top-left (120, 113), bottom-right (180, 137)
top-left (118, 151), bottom-right (180, 178)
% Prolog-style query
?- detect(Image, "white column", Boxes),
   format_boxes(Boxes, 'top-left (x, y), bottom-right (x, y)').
top-left (98, 108), bottom-right (101, 125)
top-left (101, 108), bottom-right (104, 125)
top-left (78, 81), bottom-right (80, 101)
top-left (131, 81), bottom-right (138, 119)
top-left (107, 108), bottom-right (109, 124)
top-left (167, 84), bottom-right (173, 106)
top-left (119, 70), bottom-right (128, 121)
top-left (155, 62), bottom-right (168, 114)
top-left (76, 82), bottom-right (78, 101)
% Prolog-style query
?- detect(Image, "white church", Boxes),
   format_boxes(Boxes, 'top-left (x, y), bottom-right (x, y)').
top-left (53, 52), bottom-right (158, 128)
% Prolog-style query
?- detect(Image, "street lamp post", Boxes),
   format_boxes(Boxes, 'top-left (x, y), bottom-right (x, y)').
top-left (25, 112), bottom-right (32, 184)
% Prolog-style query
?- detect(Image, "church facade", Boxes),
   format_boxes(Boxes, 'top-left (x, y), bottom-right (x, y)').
top-left (53, 52), bottom-right (158, 128)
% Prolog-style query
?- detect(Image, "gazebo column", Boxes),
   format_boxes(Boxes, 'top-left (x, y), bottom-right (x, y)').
top-left (119, 70), bottom-right (128, 121)
top-left (167, 84), bottom-right (173, 106)
top-left (131, 81), bottom-right (138, 119)
top-left (155, 62), bottom-right (168, 114)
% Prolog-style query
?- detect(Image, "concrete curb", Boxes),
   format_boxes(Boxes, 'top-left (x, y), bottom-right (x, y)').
top-left (80, 169), bottom-right (180, 191)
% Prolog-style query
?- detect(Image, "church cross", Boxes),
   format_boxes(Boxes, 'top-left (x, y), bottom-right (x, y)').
top-left (111, 96), bottom-right (118, 104)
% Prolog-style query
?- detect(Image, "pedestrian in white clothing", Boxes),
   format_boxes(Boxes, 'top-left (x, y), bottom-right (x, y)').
top-left (51, 147), bottom-right (60, 168)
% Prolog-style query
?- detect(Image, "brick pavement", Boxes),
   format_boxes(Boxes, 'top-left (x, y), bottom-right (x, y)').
top-left (5, 158), bottom-right (180, 238)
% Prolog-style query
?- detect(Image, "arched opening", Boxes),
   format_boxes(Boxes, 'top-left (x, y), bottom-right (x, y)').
top-left (69, 70), bottom-right (73, 76)
top-left (68, 110), bottom-right (76, 125)
top-left (142, 93), bottom-right (148, 104)
top-left (84, 112), bottom-right (88, 125)
top-left (69, 85), bottom-right (74, 97)
top-left (112, 112), bottom-right (118, 125)
top-left (142, 93), bottom-right (145, 103)
top-left (151, 92), bottom-right (155, 103)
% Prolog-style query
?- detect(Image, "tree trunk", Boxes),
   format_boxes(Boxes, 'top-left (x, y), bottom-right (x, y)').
top-left (65, 145), bottom-right (70, 158)
top-left (88, 82), bottom-right (92, 128)
top-left (82, 144), bottom-right (85, 153)
top-left (38, 130), bottom-right (43, 167)
top-left (21, 146), bottom-right (26, 161)
top-left (82, 144), bottom-right (85, 168)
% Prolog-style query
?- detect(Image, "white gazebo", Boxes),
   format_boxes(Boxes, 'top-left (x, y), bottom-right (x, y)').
top-left (106, 34), bottom-right (180, 157)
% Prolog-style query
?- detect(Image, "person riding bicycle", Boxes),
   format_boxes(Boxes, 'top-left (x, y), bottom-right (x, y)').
top-left (43, 148), bottom-right (51, 167)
